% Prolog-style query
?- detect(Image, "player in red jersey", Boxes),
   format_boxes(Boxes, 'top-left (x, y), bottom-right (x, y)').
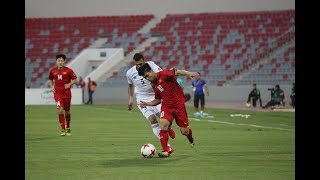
top-left (48, 54), bottom-right (77, 136)
top-left (138, 63), bottom-right (200, 158)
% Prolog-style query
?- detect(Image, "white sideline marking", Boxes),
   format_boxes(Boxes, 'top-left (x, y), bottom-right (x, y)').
top-left (86, 106), bottom-right (293, 131)
top-left (189, 117), bottom-right (293, 131)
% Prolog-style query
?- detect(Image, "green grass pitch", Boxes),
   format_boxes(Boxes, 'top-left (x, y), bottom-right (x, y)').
top-left (25, 104), bottom-right (294, 180)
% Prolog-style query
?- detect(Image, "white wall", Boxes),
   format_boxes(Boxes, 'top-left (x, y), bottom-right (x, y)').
top-left (91, 85), bottom-right (293, 104)
top-left (25, 88), bottom-right (82, 105)
top-left (25, 0), bottom-right (294, 18)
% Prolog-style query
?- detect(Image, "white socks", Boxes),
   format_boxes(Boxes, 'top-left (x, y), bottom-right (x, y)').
top-left (151, 123), bottom-right (161, 139)
top-left (151, 123), bottom-right (170, 147)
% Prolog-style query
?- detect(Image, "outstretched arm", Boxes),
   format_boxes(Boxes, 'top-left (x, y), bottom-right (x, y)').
top-left (139, 99), bottom-right (161, 108)
top-left (175, 69), bottom-right (200, 79)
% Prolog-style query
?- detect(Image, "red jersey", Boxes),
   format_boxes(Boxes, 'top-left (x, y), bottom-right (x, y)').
top-left (48, 66), bottom-right (77, 98)
top-left (154, 69), bottom-right (186, 108)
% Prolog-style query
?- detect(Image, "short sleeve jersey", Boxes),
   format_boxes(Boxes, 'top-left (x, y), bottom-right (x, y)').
top-left (191, 79), bottom-right (206, 95)
top-left (126, 61), bottom-right (162, 100)
top-left (48, 66), bottom-right (77, 98)
top-left (153, 69), bottom-right (186, 108)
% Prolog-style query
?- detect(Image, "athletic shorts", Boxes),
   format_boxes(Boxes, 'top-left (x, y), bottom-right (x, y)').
top-left (137, 103), bottom-right (161, 120)
top-left (54, 95), bottom-right (71, 111)
top-left (160, 105), bottom-right (189, 128)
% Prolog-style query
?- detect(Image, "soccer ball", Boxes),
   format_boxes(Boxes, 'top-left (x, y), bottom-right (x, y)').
top-left (246, 103), bottom-right (251, 107)
top-left (140, 143), bottom-right (156, 158)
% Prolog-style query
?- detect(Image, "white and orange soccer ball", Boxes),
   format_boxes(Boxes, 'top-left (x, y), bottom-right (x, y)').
top-left (140, 143), bottom-right (156, 158)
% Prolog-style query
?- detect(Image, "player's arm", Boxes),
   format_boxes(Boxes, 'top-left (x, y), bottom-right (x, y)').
top-left (139, 99), bottom-right (161, 108)
top-left (175, 69), bottom-right (200, 79)
top-left (65, 70), bottom-right (78, 89)
top-left (65, 79), bottom-right (77, 89)
top-left (148, 61), bottom-right (162, 73)
top-left (48, 71), bottom-right (55, 93)
top-left (50, 79), bottom-right (55, 93)
top-left (128, 84), bottom-right (134, 110)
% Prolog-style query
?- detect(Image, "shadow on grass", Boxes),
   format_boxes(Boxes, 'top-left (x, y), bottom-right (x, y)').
top-left (101, 156), bottom-right (183, 168)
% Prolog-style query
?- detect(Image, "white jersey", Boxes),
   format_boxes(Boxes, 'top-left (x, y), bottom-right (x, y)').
top-left (126, 61), bottom-right (162, 103)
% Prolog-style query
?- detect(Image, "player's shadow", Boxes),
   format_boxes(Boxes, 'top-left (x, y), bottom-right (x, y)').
top-left (101, 156), bottom-right (183, 168)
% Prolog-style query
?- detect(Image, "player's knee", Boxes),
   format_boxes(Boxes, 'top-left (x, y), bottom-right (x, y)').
top-left (148, 115), bottom-right (158, 124)
top-left (159, 119), bottom-right (170, 129)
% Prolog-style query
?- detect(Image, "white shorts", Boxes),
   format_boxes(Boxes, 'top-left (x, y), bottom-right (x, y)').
top-left (137, 103), bottom-right (161, 120)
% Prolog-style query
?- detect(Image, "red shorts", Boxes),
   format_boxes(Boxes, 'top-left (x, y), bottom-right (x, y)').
top-left (54, 94), bottom-right (71, 111)
top-left (160, 105), bottom-right (189, 128)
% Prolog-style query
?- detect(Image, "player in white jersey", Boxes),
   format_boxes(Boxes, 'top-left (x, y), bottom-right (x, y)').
top-left (127, 53), bottom-right (175, 140)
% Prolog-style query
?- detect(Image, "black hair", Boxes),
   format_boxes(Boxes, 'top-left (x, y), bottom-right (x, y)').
top-left (133, 53), bottom-right (144, 61)
top-left (56, 54), bottom-right (66, 60)
top-left (138, 63), bottom-right (152, 76)
top-left (275, 84), bottom-right (280, 88)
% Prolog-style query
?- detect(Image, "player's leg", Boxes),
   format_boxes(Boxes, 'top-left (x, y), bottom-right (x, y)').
top-left (64, 98), bottom-right (72, 136)
top-left (89, 92), bottom-right (93, 104)
top-left (247, 94), bottom-right (251, 103)
top-left (91, 91), bottom-right (94, 104)
top-left (175, 106), bottom-right (194, 147)
top-left (158, 118), bottom-right (174, 157)
top-left (86, 91), bottom-right (92, 104)
top-left (158, 109), bottom-right (175, 157)
top-left (154, 104), bottom-right (175, 139)
top-left (200, 94), bottom-right (205, 117)
top-left (148, 114), bottom-right (161, 138)
top-left (252, 98), bottom-right (257, 107)
top-left (140, 105), bottom-right (161, 139)
top-left (55, 97), bottom-right (66, 136)
top-left (167, 122), bottom-right (176, 139)
top-left (263, 100), bottom-right (273, 109)
top-left (194, 95), bottom-right (200, 116)
top-left (180, 126), bottom-right (194, 147)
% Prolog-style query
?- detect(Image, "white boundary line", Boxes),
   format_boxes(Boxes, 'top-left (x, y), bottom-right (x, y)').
top-left (189, 117), bottom-right (293, 131)
top-left (84, 106), bottom-right (294, 132)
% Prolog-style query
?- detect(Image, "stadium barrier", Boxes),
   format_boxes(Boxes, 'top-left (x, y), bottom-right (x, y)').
top-left (25, 88), bottom-right (82, 105)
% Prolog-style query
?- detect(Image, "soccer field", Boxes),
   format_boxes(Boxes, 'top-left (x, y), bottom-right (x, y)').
top-left (25, 104), bottom-right (295, 180)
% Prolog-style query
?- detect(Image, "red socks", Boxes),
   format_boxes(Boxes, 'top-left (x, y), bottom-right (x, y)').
top-left (65, 114), bottom-right (71, 129)
top-left (159, 130), bottom-right (170, 152)
top-left (187, 128), bottom-right (193, 141)
top-left (58, 114), bottom-right (65, 130)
